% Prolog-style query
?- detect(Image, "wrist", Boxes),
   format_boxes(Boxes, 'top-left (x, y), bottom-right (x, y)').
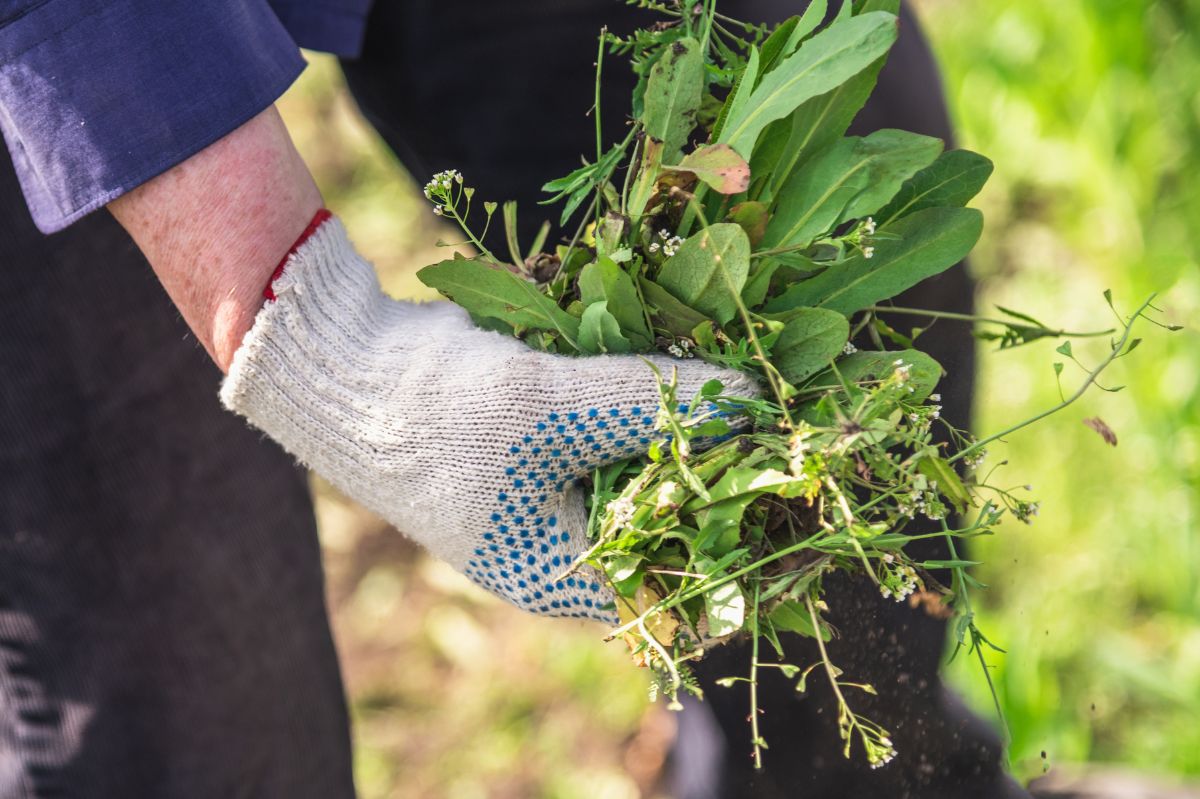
top-left (107, 106), bottom-right (323, 373)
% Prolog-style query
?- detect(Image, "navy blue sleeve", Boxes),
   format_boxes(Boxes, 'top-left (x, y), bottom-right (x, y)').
top-left (0, 0), bottom-right (308, 233)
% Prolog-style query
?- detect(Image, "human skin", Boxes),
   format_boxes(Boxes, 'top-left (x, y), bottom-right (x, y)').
top-left (108, 106), bottom-right (322, 373)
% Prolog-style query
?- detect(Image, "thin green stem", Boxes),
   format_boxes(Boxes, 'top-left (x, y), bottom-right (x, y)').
top-left (952, 294), bottom-right (1155, 464)
top-left (749, 582), bottom-right (764, 769)
top-left (868, 305), bottom-right (1115, 339)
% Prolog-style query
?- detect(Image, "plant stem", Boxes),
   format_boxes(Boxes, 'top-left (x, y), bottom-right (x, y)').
top-left (951, 294), bottom-right (1155, 464)
top-left (749, 581), bottom-right (764, 769)
top-left (604, 530), bottom-right (824, 641)
top-left (867, 305), bottom-right (1115, 339)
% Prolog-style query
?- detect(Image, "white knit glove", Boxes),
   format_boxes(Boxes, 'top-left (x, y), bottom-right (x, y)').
top-left (221, 215), bottom-right (761, 622)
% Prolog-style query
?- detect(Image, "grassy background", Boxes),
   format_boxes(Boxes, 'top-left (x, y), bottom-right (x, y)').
top-left (275, 0), bottom-right (1200, 794)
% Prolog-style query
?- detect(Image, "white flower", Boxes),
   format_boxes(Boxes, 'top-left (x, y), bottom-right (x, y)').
top-left (667, 344), bottom-right (685, 358)
top-left (607, 496), bottom-right (637, 528)
top-left (648, 242), bottom-right (661, 253)
top-left (842, 341), bottom-right (858, 355)
top-left (929, 393), bottom-right (941, 402)
top-left (862, 217), bottom-right (876, 236)
top-left (432, 206), bottom-right (443, 216)
top-left (862, 246), bottom-right (875, 259)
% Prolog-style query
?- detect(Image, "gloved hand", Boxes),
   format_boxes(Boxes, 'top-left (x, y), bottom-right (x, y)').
top-left (221, 213), bottom-right (761, 622)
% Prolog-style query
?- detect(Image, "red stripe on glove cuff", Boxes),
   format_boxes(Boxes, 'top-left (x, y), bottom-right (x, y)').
top-left (264, 208), bottom-right (334, 301)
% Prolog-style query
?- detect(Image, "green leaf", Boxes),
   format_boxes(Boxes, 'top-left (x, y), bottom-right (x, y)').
top-left (762, 206), bottom-right (983, 315)
top-left (639, 276), bottom-right (711, 337)
top-left (763, 129), bottom-right (943, 249)
top-left (921, 559), bottom-right (982, 570)
top-left (704, 578), bottom-right (746, 638)
top-left (728, 201), bottom-right (771, 248)
top-left (758, 18), bottom-right (800, 74)
top-left (540, 142), bottom-right (627, 225)
top-left (768, 600), bottom-right (831, 640)
top-left (578, 302), bottom-right (633, 354)
top-left (642, 37), bottom-right (705, 163)
top-left (771, 308), bottom-right (850, 384)
top-left (418, 259), bottom-right (580, 348)
top-left (578, 258), bottom-right (653, 348)
top-left (719, 11), bottom-right (898, 157)
top-left (753, 62), bottom-right (883, 204)
top-left (712, 47), bottom-right (759, 142)
top-left (815, 348), bottom-right (943, 401)
top-left (657, 223), bottom-right (751, 324)
top-left (741, 257), bottom-right (780, 308)
top-left (784, 0), bottom-right (829, 54)
top-left (916, 454), bottom-right (971, 513)
top-left (628, 138), bottom-right (665, 220)
top-left (875, 149), bottom-right (994, 226)
top-left (694, 496), bottom-right (757, 557)
top-left (607, 553), bottom-right (645, 597)
top-left (664, 144), bottom-right (751, 195)
top-left (840, 130), bottom-right (944, 220)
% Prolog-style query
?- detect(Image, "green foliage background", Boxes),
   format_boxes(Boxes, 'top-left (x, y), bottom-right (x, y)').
top-left (921, 0), bottom-right (1200, 780)
top-left (278, 0), bottom-right (1200, 794)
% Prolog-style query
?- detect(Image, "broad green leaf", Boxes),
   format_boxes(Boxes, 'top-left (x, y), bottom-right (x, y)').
top-left (769, 600), bottom-right (831, 640)
top-left (643, 37), bottom-right (705, 163)
top-left (639, 276), bottom-right (711, 337)
top-left (418, 259), bottom-right (580, 348)
top-left (578, 302), bottom-right (633, 354)
top-left (719, 11), bottom-right (898, 158)
top-left (704, 578), bottom-right (746, 638)
top-left (657, 223), bottom-right (751, 324)
top-left (772, 308), bottom-right (850, 384)
top-left (917, 454), bottom-right (971, 513)
top-left (578, 258), bottom-right (653, 348)
top-left (763, 129), bottom-right (943, 249)
top-left (839, 130), bottom-right (943, 220)
top-left (762, 206), bottom-right (983, 315)
top-left (754, 62), bottom-right (882, 203)
top-left (875, 149), bottom-right (994, 226)
top-left (761, 136), bottom-right (865, 248)
top-left (664, 144), bottom-right (750, 195)
top-left (812, 348), bottom-right (943, 401)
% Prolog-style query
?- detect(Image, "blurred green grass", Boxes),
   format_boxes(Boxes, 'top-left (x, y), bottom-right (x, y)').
top-left (918, 0), bottom-right (1200, 782)
top-left (277, 1), bottom-right (1200, 793)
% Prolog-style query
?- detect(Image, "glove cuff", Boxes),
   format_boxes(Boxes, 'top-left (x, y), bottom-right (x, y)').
top-left (264, 208), bottom-right (334, 301)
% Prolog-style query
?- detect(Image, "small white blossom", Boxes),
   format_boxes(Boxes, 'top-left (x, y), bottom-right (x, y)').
top-left (929, 393), bottom-right (941, 402)
top-left (607, 496), bottom-right (637, 528)
top-left (862, 245), bottom-right (875, 259)
top-left (842, 341), bottom-right (858, 355)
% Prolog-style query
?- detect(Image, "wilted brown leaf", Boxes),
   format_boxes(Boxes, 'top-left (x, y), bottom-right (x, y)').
top-left (1083, 416), bottom-right (1118, 446)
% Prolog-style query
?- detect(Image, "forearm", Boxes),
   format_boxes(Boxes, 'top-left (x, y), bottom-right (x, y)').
top-left (108, 106), bottom-right (323, 373)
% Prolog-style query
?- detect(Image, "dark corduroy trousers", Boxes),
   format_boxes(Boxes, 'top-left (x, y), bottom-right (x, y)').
top-left (0, 1), bottom-right (1025, 797)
